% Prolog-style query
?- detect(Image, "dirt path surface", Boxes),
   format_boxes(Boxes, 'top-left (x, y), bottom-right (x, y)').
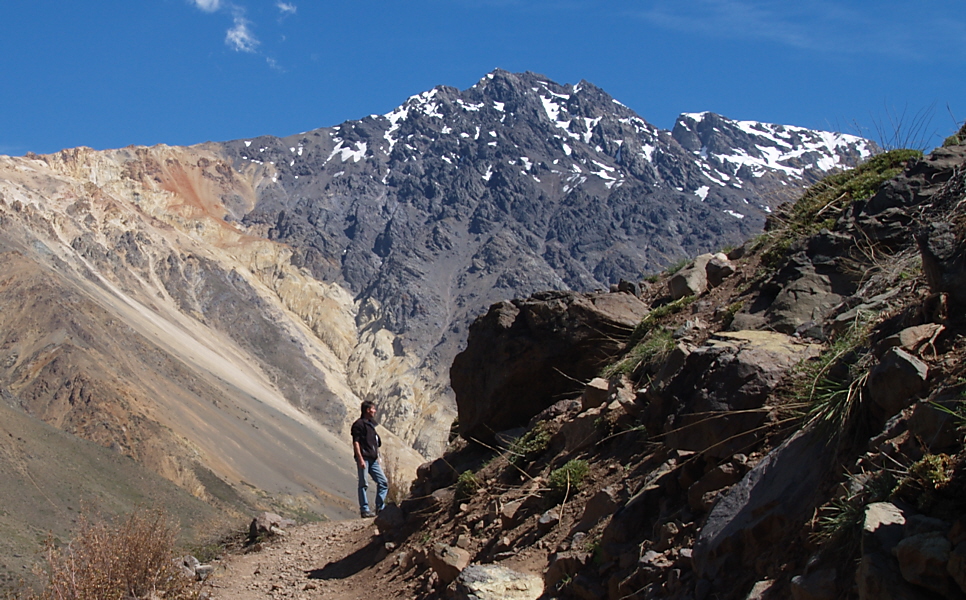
top-left (206, 518), bottom-right (398, 600)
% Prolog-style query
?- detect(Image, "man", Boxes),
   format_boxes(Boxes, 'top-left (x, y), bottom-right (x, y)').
top-left (351, 400), bottom-right (388, 518)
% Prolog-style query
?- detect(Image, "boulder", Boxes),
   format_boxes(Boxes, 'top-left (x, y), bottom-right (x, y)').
top-left (909, 399), bottom-right (962, 452)
top-left (895, 532), bottom-right (961, 598)
top-left (877, 324), bottom-right (945, 358)
top-left (766, 268), bottom-right (843, 335)
top-left (866, 348), bottom-right (929, 421)
top-left (856, 551), bottom-right (934, 600)
top-left (669, 254), bottom-right (713, 299)
top-left (428, 543), bottom-right (471, 585)
top-left (454, 564), bottom-right (544, 600)
top-left (948, 542), bottom-right (966, 594)
top-left (692, 426), bottom-right (835, 582)
top-left (688, 462), bottom-right (743, 513)
top-left (248, 512), bottom-right (294, 541)
top-left (918, 221), bottom-right (966, 309)
top-left (573, 485), bottom-right (623, 533)
top-left (545, 550), bottom-right (590, 587)
top-left (790, 568), bottom-right (837, 600)
top-left (452, 291), bottom-right (649, 443)
top-left (558, 405), bottom-right (605, 453)
top-left (581, 378), bottom-right (611, 410)
top-left (375, 504), bottom-right (405, 533)
top-left (660, 331), bottom-right (820, 457)
top-left (537, 509), bottom-right (560, 533)
top-left (862, 502), bottom-right (906, 556)
top-left (706, 253), bottom-right (736, 287)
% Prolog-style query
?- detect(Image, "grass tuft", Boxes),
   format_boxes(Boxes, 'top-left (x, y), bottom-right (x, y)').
top-left (546, 459), bottom-right (590, 504)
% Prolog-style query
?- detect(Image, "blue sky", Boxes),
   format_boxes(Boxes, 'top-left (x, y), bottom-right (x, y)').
top-left (1, 1), bottom-right (963, 156)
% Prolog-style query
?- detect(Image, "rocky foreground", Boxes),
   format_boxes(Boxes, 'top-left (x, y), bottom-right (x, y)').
top-left (203, 129), bottom-right (966, 600)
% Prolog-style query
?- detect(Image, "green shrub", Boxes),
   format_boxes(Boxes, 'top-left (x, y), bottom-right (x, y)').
top-left (547, 459), bottom-right (590, 503)
top-left (628, 295), bottom-right (695, 346)
top-left (508, 422), bottom-right (552, 466)
top-left (798, 317), bottom-right (874, 436)
top-left (455, 470), bottom-right (480, 501)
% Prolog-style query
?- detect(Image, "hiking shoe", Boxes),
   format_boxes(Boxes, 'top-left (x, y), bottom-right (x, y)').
top-left (361, 511), bottom-right (376, 518)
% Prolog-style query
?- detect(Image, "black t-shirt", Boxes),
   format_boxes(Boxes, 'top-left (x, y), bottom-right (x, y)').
top-left (351, 417), bottom-right (381, 460)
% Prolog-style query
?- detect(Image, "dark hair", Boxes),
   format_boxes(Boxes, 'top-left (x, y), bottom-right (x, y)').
top-left (361, 400), bottom-right (376, 417)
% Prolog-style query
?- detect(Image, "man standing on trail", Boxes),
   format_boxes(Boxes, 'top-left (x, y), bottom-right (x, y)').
top-left (351, 400), bottom-right (388, 518)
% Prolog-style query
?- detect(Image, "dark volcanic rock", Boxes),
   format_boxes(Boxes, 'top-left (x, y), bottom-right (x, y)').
top-left (450, 290), bottom-right (648, 443)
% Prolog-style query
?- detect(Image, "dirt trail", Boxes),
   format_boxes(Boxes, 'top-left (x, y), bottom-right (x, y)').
top-left (206, 519), bottom-right (396, 600)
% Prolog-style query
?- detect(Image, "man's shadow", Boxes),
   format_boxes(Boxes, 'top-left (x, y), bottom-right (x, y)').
top-left (306, 537), bottom-right (384, 580)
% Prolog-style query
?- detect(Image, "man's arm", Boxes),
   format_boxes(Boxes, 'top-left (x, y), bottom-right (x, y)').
top-left (353, 440), bottom-right (365, 469)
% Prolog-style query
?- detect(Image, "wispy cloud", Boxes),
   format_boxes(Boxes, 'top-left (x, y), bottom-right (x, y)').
top-left (226, 11), bottom-right (259, 53)
top-left (276, 2), bottom-right (297, 15)
top-left (633, 0), bottom-right (965, 60)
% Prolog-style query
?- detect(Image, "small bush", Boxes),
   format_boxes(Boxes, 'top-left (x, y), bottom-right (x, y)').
top-left (508, 422), bottom-right (552, 466)
top-left (895, 453), bottom-right (954, 510)
top-left (382, 455), bottom-right (406, 506)
top-left (628, 295), bottom-right (695, 346)
top-left (547, 459), bottom-right (590, 503)
top-left (455, 470), bottom-right (480, 501)
top-left (27, 509), bottom-right (201, 600)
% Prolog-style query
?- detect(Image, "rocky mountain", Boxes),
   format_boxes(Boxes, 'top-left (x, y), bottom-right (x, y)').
top-left (0, 69), bottom-right (874, 575)
top-left (343, 135), bottom-right (966, 600)
top-left (219, 69), bottom-right (873, 457)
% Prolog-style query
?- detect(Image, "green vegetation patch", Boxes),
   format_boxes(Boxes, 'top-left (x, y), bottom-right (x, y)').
top-left (758, 149), bottom-right (922, 272)
top-left (508, 422), bottom-right (552, 466)
top-left (455, 470), bottom-right (480, 501)
top-left (547, 459), bottom-right (590, 503)
top-left (602, 327), bottom-right (675, 379)
top-left (797, 316), bottom-right (874, 437)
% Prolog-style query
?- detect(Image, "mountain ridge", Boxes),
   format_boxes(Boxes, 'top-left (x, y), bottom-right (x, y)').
top-left (0, 71), bottom-right (877, 586)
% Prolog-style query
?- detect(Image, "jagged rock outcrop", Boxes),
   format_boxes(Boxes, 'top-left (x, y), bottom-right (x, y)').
top-left (450, 290), bottom-right (649, 442)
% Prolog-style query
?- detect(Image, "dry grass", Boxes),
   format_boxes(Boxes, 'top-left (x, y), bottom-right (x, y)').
top-left (24, 508), bottom-right (202, 600)
top-left (382, 455), bottom-right (406, 506)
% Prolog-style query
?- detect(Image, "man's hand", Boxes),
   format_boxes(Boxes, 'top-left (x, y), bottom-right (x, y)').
top-left (357, 457), bottom-right (366, 470)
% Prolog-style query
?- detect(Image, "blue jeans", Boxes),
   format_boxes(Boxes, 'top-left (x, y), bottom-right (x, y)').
top-left (358, 457), bottom-right (388, 514)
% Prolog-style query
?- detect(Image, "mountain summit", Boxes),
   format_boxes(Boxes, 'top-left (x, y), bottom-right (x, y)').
top-left (0, 71), bottom-right (874, 558)
top-left (220, 70), bottom-right (873, 450)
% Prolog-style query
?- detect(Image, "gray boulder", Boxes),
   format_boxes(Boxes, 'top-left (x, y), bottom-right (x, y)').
top-left (658, 330), bottom-right (820, 457)
top-left (428, 543), bottom-right (471, 585)
top-left (454, 564), bottom-right (544, 600)
top-left (692, 425), bottom-right (835, 582)
top-left (895, 532), bottom-right (961, 598)
top-left (866, 347), bottom-right (929, 421)
top-left (706, 253), bottom-right (737, 287)
top-left (669, 254), bottom-right (713, 299)
top-left (452, 291), bottom-right (649, 443)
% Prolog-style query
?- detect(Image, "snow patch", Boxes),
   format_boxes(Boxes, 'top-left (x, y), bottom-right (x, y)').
top-left (695, 186), bottom-right (710, 201)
